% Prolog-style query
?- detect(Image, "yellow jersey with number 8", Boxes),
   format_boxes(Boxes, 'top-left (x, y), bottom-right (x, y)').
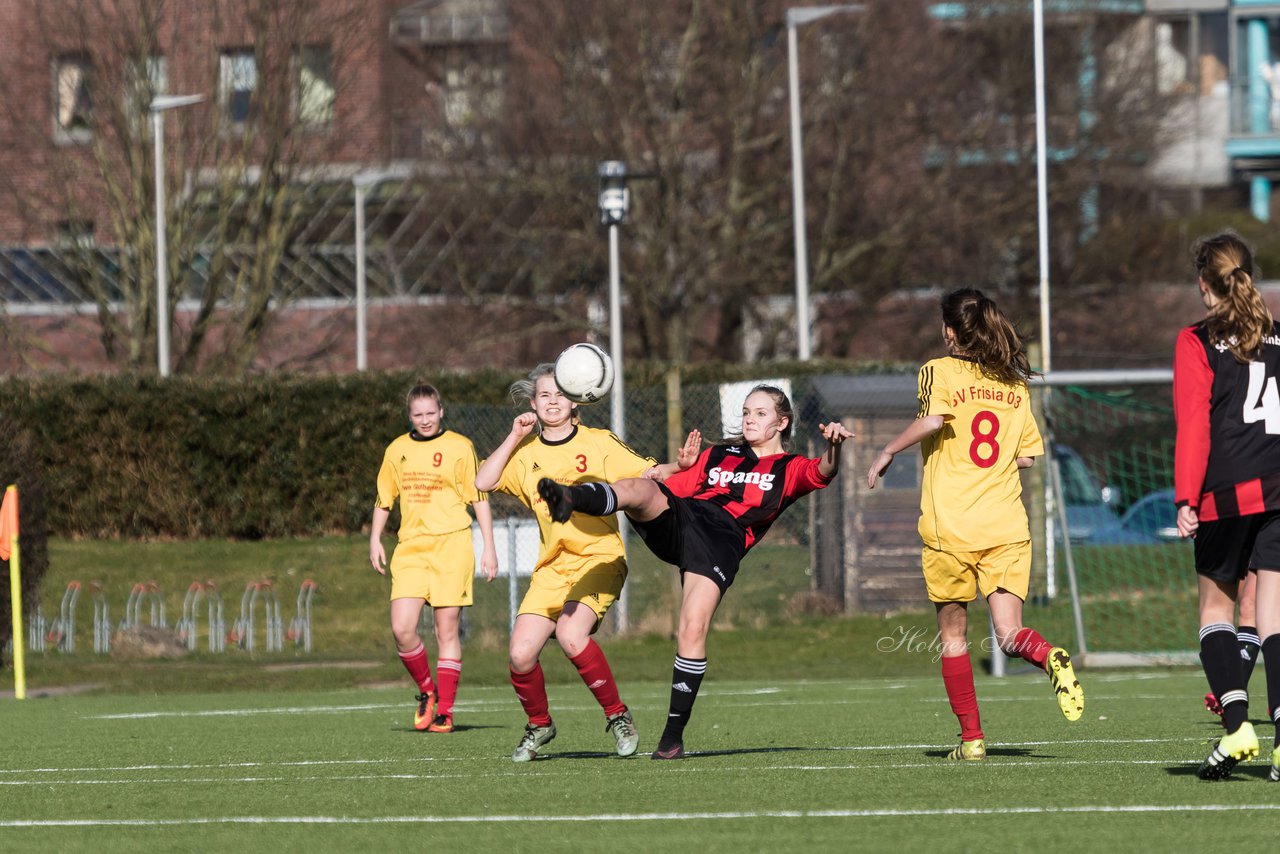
top-left (916, 356), bottom-right (1044, 552)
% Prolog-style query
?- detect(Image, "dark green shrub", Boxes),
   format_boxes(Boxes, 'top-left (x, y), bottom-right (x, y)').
top-left (0, 417), bottom-right (49, 656)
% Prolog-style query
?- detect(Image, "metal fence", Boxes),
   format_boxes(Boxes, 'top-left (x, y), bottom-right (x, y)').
top-left (441, 374), bottom-right (833, 632)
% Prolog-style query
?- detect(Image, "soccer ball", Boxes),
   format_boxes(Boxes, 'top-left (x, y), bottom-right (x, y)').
top-left (554, 342), bottom-right (615, 404)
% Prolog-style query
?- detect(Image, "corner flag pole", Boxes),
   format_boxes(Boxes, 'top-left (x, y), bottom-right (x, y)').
top-left (3, 485), bottom-right (24, 700)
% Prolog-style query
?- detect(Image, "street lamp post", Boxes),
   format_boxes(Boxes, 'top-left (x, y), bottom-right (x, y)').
top-left (150, 93), bottom-right (204, 377)
top-left (786, 4), bottom-right (862, 361)
top-left (352, 174), bottom-right (376, 372)
top-left (597, 161), bottom-right (630, 443)
top-left (352, 168), bottom-right (410, 371)
top-left (597, 160), bottom-right (630, 630)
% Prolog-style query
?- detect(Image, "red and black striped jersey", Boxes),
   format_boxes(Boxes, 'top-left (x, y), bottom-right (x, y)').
top-left (1174, 319), bottom-right (1280, 520)
top-left (662, 443), bottom-right (833, 552)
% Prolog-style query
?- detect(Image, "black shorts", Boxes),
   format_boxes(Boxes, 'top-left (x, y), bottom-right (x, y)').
top-left (629, 483), bottom-right (746, 594)
top-left (1194, 510), bottom-right (1280, 582)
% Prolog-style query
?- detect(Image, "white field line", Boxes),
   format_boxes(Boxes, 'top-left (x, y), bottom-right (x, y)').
top-left (4, 803), bottom-right (1280, 828)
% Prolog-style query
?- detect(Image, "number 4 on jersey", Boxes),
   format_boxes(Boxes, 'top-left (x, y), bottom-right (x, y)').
top-left (1244, 362), bottom-right (1280, 434)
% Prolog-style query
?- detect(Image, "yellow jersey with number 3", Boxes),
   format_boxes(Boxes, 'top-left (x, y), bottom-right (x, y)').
top-left (495, 424), bottom-right (655, 574)
top-left (916, 356), bottom-right (1044, 552)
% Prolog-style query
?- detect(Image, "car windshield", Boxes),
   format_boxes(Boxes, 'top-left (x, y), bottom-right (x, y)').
top-left (1056, 451), bottom-right (1103, 505)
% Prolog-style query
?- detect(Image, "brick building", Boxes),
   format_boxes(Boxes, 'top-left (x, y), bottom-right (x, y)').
top-left (0, 0), bottom-right (548, 374)
top-left (0, 2), bottom-right (1274, 376)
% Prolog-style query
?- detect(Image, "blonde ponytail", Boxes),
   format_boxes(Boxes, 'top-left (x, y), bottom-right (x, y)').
top-left (1196, 232), bottom-right (1270, 363)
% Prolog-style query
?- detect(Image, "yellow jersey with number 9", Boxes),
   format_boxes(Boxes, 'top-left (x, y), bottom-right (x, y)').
top-left (916, 356), bottom-right (1044, 552)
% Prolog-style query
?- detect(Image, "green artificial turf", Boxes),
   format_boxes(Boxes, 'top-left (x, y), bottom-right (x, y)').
top-left (0, 671), bottom-right (1273, 852)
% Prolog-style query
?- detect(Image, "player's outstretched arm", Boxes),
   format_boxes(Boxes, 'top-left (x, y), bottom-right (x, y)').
top-left (817, 422), bottom-right (854, 478)
top-left (648, 429), bottom-right (703, 481)
top-left (867, 415), bottom-right (945, 489)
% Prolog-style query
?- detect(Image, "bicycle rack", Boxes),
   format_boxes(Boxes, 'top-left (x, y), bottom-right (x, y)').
top-left (90, 582), bottom-right (111, 654)
top-left (228, 583), bottom-right (254, 651)
top-left (26, 603), bottom-right (47, 653)
top-left (262, 582), bottom-right (283, 652)
top-left (145, 581), bottom-right (167, 629)
top-left (204, 582), bottom-right (225, 653)
top-left (286, 579), bottom-right (317, 653)
top-left (230, 580), bottom-right (283, 652)
top-left (47, 581), bottom-right (80, 653)
top-left (122, 582), bottom-right (145, 630)
top-left (123, 580), bottom-right (167, 631)
top-left (176, 582), bottom-right (203, 651)
top-left (176, 581), bottom-right (226, 653)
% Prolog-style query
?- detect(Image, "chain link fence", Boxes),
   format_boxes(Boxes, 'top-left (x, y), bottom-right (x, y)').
top-left (441, 374), bottom-right (839, 633)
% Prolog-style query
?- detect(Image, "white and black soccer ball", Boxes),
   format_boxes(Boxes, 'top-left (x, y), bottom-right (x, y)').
top-left (554, 342), bottom-right (615, 404)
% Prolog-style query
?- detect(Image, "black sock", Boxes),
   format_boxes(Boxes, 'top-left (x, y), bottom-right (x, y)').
top-left (1263, 635), bottom-right (1280, 748)
top-left (1201, 622), bottom-right (1248, 733)
top-left (566, 482), bottom-right (617, 516)
top-left (660, 655), bottom-right (707, 746)
top-left (1238, 625), bottom-right (1261, 688)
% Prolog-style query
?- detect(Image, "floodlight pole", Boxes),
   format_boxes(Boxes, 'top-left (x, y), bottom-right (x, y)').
top-left (150, 93), bottom-right (204, 377)
top-left (786, 5), bottom-right (863, 361)
top-left (353, 168), bottom-right (410, 371)
top-left (598, 160), bottom-right (630, 630)
top-left (598, 161), bottom-right (630, 444)
top-left (353, 178), bottom-right (371, 372)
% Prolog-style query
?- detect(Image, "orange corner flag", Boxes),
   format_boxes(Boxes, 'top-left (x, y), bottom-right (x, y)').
top-left (0, 485), bottom-right (17, 561)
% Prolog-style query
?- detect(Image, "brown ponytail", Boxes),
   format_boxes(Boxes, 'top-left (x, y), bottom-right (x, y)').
top-left (940, 288), bottom-right (1034, 386)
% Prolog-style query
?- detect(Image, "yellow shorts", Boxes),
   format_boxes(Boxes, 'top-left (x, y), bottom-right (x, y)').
top-left (922, 540), bottom-right (1031, 603)
top-left (518, 556), bottom-right (627, 622)
top-left (389, 529), bottom-right (475, 606)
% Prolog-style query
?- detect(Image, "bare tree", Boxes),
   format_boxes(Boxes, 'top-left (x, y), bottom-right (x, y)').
top-left (416, 0), bottom-right (1179, 364)
top-left (0, 0), bottom-right (365, 374)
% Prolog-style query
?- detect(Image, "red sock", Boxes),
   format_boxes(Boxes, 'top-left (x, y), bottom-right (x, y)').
top-left (1011, 627), bottom-right (1052, 669)
top-left (510, 663), bottom-right (552, 726)
top-left (398, 643), bottom-right (434, 694)
top-left (941, 653), bottom-right (984, 741)
top-left (436, 658), bottom-right (461, 718)
top-left (568, 639), bottom-right (625, 717)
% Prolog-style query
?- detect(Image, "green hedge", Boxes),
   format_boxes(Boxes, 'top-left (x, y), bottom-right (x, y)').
top-left (0, 370), bottom-right (524, 539)
top-left (0, 360), bottom-right (894, 540)
top-left (0, 416), bottom-right (49, 651)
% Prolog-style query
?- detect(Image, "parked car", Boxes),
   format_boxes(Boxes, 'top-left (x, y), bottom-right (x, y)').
top-left (1115, 488), bottom-right (1182, 543)
top-left (1053, 444), bottom-right (1159, 545)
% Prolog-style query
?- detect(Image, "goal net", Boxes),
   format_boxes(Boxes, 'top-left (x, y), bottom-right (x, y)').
top-left (1020, 369), bottom-right (1199, 667)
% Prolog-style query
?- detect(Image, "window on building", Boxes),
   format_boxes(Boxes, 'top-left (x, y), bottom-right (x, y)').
top-left (219, 49), bottom-right (257, 124)
top-left (1198, 13), bottom-right (1227, 97)
top-left (297, 45), bottom-right (334, 127)
top-left (442, 49), bottom-right (504, 130)
top-left (54, 55), bottom-right (92, 142)
top-left (1157, 14), bottom-right (1228, 98)
top-left (1155, 19), bottom-right (1193, 95)
top-left (55, 220), bottom-right (95, 249)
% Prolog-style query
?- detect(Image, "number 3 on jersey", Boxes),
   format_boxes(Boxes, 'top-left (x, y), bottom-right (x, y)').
top-left (1244, 361), bottom-right (1280, 434)
top-left (969, 410), bottom-right (1000, 468)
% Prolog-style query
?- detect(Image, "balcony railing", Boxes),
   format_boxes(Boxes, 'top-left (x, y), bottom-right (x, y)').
top-left (1228, 77), bottom-right (1280, 137)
